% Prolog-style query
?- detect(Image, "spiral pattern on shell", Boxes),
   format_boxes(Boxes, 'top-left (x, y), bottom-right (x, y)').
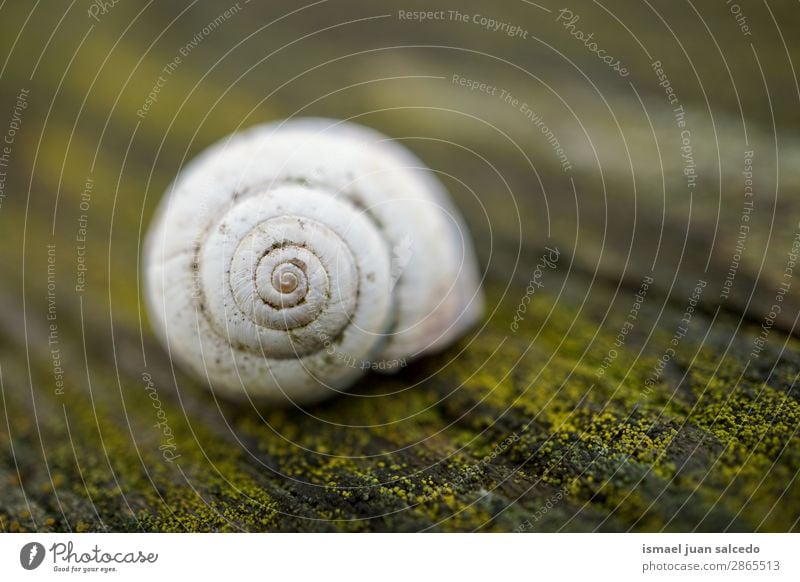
top-left (145, 119), bottom-right (484, 405)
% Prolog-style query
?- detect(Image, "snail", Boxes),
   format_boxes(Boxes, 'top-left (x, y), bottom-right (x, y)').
top-left (144, 118), bottom-right (484, 405)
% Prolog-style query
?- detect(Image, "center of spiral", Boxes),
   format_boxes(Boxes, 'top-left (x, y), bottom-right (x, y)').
top-left (255, 252), bottom-right (310, 309)
top-left (272, 262), bottom-right (303, 294)
top-left (208, 202), bottom-right (362, 346)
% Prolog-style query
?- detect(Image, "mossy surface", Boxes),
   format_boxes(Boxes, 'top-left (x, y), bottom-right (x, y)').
top-left (1, 0), bottom-right (799, 532)
top-left (1, 278), bottom-right (798, 532)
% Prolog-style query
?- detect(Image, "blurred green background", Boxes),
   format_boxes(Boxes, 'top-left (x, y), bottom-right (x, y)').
top-left (0, 0), bottom-right (798, 532)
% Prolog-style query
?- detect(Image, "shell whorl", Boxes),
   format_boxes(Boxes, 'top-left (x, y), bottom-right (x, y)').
top-left (145, 118), bottom-right (484, 405)
top-left (198, 185), bottom-right (390, 361)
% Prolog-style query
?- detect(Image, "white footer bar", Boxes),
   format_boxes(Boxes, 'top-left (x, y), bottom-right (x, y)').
top-left (1, 533), bottom-right (796, 580)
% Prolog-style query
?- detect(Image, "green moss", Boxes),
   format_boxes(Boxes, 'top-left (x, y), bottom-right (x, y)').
top-left (1, 270), bottom-right (798, 532)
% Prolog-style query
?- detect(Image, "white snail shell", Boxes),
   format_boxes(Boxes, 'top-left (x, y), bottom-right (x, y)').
top-left (144, 118), bottom-right (484, 405)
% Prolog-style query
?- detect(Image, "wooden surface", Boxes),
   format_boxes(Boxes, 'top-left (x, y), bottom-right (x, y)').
top-left (0, 0), bottom-right (799, 532)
